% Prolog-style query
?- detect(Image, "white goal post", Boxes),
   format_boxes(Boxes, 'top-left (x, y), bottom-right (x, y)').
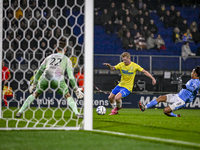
top-left (0, 0), bottom-right (93, 130)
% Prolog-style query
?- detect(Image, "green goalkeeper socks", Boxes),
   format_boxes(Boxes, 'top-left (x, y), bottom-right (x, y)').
top-left (19, 95), bottom-right (35, 113)
top-left (67, 97), bottom-right (79, 115)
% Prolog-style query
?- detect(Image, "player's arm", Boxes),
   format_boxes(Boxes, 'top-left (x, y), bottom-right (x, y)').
top-left (182, 82), bottom-right (198, 92)
top-left (103, 63), bottom-right (116, 71)
top-left (141, 69), bottom-right (156, 85)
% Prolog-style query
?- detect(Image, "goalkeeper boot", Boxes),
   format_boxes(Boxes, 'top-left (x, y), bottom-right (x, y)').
top-left (76, 114), bottom-right (84, 119)
top-left (16, 112), bottom-right (22, 118)
top-left (138, 101), bottom-right (145, 112)
top-left (177, 114), bottom-right (181, 117)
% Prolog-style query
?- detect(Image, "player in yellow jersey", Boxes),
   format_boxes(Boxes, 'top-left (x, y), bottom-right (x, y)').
top-left (103, 52), bottom-right (156, 115)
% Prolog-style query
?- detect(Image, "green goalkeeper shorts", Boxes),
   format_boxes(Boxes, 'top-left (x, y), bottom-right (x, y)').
top-left (36, 77), bottom-right (69, 95)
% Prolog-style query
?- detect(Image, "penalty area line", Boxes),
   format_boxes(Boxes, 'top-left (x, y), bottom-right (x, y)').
top-left (92, 129), bottom-right (200, 148)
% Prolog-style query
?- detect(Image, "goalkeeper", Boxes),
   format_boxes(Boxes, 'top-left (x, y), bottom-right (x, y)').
top-left (16, 38), bottom-right (84, 118)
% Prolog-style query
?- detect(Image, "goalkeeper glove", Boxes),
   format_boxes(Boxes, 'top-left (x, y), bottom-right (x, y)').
top-left (74, 87), bottom-right (84, 99)
top-left (182, 84), bottom-right (186, 89)
top-left (29, 83), bottom-right (37, 93)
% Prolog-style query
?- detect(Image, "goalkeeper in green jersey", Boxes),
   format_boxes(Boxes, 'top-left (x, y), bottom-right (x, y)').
top-left (16, 38), bottom-right (84, 118)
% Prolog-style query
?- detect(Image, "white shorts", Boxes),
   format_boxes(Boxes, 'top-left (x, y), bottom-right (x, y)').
top-left (166, 94), bottom-right (186, 111)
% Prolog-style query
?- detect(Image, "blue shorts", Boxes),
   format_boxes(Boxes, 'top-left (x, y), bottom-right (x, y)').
top-left (112, 85), bottom-right (131, 98)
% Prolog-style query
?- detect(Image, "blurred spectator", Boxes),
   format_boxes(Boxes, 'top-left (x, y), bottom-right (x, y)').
top-left (189, 21), bottom-right (198, 33)
top-left (12, 0), bottom-right (18, 9)
top-left (181, 42), bottom-right (196, 60)
top-left (100, 8), bottom-right (111, 26)
top-left (146, 33), bottom-right (158, 50)
top-left (108, 2), bottom-right (117, 17)
top-left (94, 11), bottom-right (101, 25)
top-left (30, 0), bottom-right (36, 9)
top-left (30, 19), bottom-right (37, 30)
top-left (129, 3), bottom-right (138, 18)
top-left (178, 19), bottom-right (188, 35)
top-left (15, 8), bottom-right (23, 20)
top-left (118, 25), bottom-right (129, 39)
top-left (137, 18), bottom-right (146, 31)
top-left (141, 3), bottom-right (149, 14)
top-left (44, 28), bottom-right (52, 39)
top-left (125, 0), bottom-right (133, 9)
top-left (11, 19), bottom-right (18, 30)
top-left (111, 10), bottom-right (121, 26)
top-left (124, 16), bottom-right (134, 30)
top-left (115, 20), bottom-right (123, 33)
top-left (148, 20), bottom-right (158, 34)
top-left (141, 25), bottom-right (151, 40)
top-left (138, 0), bottom-right (144, 10)
top-left (20, 20), bottom-right (27, 30)
top-left (25, 8), bottom-right (32, 19)
top-left (135, 10), bottom-right (143, 23)
top-left (156, 34), bottom-right (166, 50)
top-left (3, 0), bottom-right (9, 9)
top-left (157, 4), bottom-right (166, 21)
top-left (169, 5), bottom-right (177, 19)
top-left (172, 27), bottom-right (183, 44)
top-left (174, 11), bottom-right (184, 26)
top-left (134, 32), bottom-right (147, 50)
top-left (123, 9), bottom-right (131, 22)
top-left (163, 11), bottom-right (175, 29)
top-left (105, 20), bottom-right (115, 34)
top-left (2, 61), bottom-right (11, 106)
top-left (143, 11), bottom-right (151, 25)
top-left (182, 29), bottom-right (193, 42)
top-left (20, 0), bottom-right (27, 9)
top-left (35, 29), bottom-right (42, 40)
top-left (119, 2), bottom-right (126, 17)
top-left (130, 24), bottom-right (139, 37)
top-left (122, 31), bottom-right (135, 50)
top-left (191, 28), bottom-right (200, 45)
top-left (54, 28), bottom-right (61, 39)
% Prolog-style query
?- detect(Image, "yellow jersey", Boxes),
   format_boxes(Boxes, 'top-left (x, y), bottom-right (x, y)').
top-left (115, 62), bottom-right (143, 92)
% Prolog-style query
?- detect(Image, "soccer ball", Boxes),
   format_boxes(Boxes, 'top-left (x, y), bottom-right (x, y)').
top-left (96, 106), bottom-right (106, 115)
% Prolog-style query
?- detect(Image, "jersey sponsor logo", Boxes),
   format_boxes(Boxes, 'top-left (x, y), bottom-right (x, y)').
top-left (122, 69), bottom-right (133, 75)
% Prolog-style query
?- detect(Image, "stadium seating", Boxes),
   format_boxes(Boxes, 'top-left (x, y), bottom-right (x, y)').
top-left (93, 4), bottom-right (200, 71)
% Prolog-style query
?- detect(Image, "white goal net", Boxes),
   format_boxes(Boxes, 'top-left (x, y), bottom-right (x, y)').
top-left (0, 0), bottom-right (90, 130)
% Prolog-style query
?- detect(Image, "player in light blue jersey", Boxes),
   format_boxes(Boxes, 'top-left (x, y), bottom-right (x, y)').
top-left (138, 66), bottom-right (200, 117)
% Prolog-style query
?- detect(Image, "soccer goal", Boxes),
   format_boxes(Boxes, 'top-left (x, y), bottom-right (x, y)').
top-left (0, 0), bottom-right (93, 130)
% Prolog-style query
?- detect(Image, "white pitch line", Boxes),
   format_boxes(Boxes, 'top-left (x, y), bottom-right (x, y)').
top-left (93, 129), bottom-right (200, 148)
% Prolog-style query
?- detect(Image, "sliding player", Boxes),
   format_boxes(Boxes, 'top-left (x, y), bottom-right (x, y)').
top-left (139, 66), bottom-right (200, 117)
top-left (103, 52), bottom-right (156, 115)
top-left (16, 38), bottom-right (84, 118)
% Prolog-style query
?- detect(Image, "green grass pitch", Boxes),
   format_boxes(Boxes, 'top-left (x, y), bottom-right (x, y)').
top-left (0, 108), bottom-right (200, 150)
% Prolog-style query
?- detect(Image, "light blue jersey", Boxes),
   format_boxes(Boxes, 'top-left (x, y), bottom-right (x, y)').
top-left (178, 79), bottom-right (200, 103)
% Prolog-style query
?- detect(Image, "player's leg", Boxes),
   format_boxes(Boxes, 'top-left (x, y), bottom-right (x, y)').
top-left (139, 95), bottom-right (167, 111)
top-left (109, 87), bottom-right (130, 115)
top-left (54, 80), bottom-right (83, 118)
top-left (108, 92), bottom-right (117, 109)
top-left (163, 95), bottom-right (185, 117)
top-left (16, 78), bottom-right (47, 118)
